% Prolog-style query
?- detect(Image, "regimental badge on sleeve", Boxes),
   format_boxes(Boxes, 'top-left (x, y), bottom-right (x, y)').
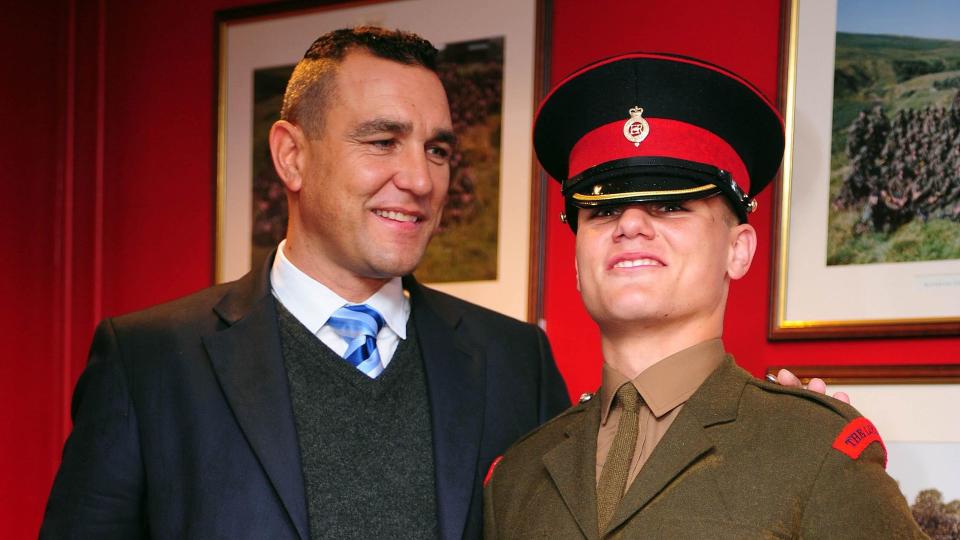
top-left (831, 417), bottom-right (888, 468)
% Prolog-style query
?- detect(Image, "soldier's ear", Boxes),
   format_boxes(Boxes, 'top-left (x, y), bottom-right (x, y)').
top-left (269, 120), bottom-right (309, 193)
top-left (727, 223), bottom-right (756, 280)
top-left (574, 258), bottom-right (581, 292)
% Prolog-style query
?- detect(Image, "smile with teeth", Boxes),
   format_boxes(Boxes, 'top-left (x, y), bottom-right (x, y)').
top-left (613, 258), bottom-right (662, 269)
top-left (374, 209), bottom-right (420, 223)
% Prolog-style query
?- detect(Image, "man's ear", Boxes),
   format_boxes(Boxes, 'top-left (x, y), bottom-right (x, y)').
top-left (269, 120), bottom-right (309, 193)
top-left (727, 223), bottom-right (757, 280)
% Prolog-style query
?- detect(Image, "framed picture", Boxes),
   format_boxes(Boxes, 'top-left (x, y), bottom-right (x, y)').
top-left (770, 0), bottom-right (960, 339)
top-left (214, 0), bottom-right (551, 322)
top-left (764, 364), bottom-right (960, 384)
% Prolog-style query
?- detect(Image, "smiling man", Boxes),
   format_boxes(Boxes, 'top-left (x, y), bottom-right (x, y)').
top-left (270, 49), bottom-right (457, 302)
top-left (41, 27), bottom-right (569, 539)
top-left (482, 53), bottom-right (927, 539)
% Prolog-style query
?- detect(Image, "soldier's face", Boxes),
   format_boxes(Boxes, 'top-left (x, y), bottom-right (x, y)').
top-left (293, 51), bottom-right (454, 283)
top-left (574, 196), bottom-right (756, 333)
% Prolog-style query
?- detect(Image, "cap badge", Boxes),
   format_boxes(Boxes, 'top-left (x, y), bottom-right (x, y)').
top-left (622, 106), bottom-right (649, 147)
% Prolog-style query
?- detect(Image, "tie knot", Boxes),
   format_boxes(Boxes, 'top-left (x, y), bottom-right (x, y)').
top-left (615, 383), bottom-right (640, 414)
top-left (328, 304), bottom-right (385, 339)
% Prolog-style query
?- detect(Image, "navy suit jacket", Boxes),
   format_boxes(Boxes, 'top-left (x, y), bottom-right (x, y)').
top-left (41, 255), bottom-right (569, 539)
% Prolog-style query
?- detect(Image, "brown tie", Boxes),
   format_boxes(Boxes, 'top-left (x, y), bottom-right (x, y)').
top-left (596, 383), bottom-right (641, 532)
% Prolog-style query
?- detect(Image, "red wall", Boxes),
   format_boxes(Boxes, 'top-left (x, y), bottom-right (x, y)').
top-left (1, 0), bottom-right (263, 535)
top-left (1, 3), bottom-right (69, 536)
top-left (3, 0), bottom-right (957, 536)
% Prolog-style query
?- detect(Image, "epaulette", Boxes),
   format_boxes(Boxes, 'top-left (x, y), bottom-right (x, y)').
top-left (747, 376), bottom-right (887, 466)
top-left (747, 375), bottom-right (856, 420)
top-left (503, 394), bottom-right (595, 450)
top-left (485, 395), bottom-right (596, 487)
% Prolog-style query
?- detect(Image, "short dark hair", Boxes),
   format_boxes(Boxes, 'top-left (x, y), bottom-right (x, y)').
top-left (280, 26), bottom-right (439, 137)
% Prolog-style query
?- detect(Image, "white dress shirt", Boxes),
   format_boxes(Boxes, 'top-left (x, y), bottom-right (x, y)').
top-left (269, 240), bottom-right (410, 369)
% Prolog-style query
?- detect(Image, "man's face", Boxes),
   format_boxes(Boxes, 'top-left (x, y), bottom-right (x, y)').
top-left (574, 196), bottom-right (753, 331)
top-left (292, 51), bottom-right (454, 283)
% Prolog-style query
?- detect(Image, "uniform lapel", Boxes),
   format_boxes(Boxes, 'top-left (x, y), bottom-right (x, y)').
top-left (405, 277), bottom-right (486, 540)
top-left (542, 398), bottom-right (602, 540)
top-left (203, 254), bottom-right (308, 540)
top-left (604, 359), bottom-right (744, 534)
top-left (603, 404), bottom-right (714, 534)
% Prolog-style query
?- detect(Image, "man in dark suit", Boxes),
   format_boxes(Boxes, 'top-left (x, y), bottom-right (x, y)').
top-left (483, 53), bottom-right (927, 538)
top-left (41, 27), bottom-right (569, 539)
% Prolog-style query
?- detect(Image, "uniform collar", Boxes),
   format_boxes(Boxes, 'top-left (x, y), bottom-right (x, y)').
top-left (269, 239), bottom-right (409, 338)
top-left (600, 338), bottom-right (726, 425)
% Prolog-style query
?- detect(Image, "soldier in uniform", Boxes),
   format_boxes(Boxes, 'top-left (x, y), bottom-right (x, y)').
top-left (483, 53), bottom-right (927, 539)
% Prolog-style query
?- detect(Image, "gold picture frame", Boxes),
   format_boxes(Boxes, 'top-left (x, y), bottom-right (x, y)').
top-left (770, 0), bottom-right (960, 340)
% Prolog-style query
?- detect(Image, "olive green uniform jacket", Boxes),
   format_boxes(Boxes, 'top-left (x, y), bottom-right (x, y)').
top-left (484, 358), bottom-right (927, 539)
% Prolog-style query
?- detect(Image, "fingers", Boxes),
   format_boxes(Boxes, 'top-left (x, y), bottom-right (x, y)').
top-left (800, 378), bottom-right (851, 404)
top-left (772, 370), bottom-right (853, 405)
top-left (831, 391), bottom-right (851, 404)
top-left (776, 368), bottom-right (802, 388)
top-left (806, 378), bottom-right (827, 395)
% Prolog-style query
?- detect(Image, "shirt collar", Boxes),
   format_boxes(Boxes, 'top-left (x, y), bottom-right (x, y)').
top-left (600, 338), bottom-right (727, 425)
top-left (269, 240), bottom-right (409, 338)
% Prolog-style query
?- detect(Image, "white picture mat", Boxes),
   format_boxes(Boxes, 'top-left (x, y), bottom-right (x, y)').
top-left (218, 0), bottom-right (538, 320)
top-left (886, 442), bottom-right (960, 504)
top-left (783, 0), bottom-right (960, 323)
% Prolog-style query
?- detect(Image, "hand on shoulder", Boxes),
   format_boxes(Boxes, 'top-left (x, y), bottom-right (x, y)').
top-left (773, 369), bottom-right (851, 404)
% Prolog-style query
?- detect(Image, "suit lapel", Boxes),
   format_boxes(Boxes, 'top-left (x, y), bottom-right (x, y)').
top-left (605, 359), bottom-right (745, 534)
top-left (203, 255), bottom-right (308, 540)
top-left (406, 277), bottom-right (485, 540)
top-left (542, 399), bottom-right (601, 540)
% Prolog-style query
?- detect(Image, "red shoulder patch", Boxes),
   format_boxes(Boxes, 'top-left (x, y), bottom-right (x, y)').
top-left (484, 455), bottom-right (504, 487)
top-left (831, 417), bottom-right (887, 468)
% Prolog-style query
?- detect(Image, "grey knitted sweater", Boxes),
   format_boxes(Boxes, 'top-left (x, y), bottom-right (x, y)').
top-left (277, 303), bottom-right (439, 539)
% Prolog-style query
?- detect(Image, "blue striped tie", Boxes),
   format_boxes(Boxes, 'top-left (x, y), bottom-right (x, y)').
top-left (326, 304), bottom-right (385, 378)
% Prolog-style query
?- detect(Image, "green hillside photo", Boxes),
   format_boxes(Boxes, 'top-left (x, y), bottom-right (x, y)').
top-left (827, 31), bottom-right (960, 265)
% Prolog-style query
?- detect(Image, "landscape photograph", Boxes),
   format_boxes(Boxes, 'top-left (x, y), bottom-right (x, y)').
top-left (827, 0), bottom-right (960, 265)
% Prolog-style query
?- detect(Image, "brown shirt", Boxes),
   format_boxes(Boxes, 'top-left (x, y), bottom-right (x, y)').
top-left (596, 338), bottom-right (726, 491)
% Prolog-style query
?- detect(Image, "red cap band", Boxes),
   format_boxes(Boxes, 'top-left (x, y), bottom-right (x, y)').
top-left (568, 118), bottom-right (749, 190)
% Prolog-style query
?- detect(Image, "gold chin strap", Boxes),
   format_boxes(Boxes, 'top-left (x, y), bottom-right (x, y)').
top-left (570, 183), bottom-right (716, 202)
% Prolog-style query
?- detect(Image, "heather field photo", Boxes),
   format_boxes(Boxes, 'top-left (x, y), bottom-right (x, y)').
top-left (827, 0), bottom-right (960, 266)
top-left (250, 37), bottom-right (504, 283)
